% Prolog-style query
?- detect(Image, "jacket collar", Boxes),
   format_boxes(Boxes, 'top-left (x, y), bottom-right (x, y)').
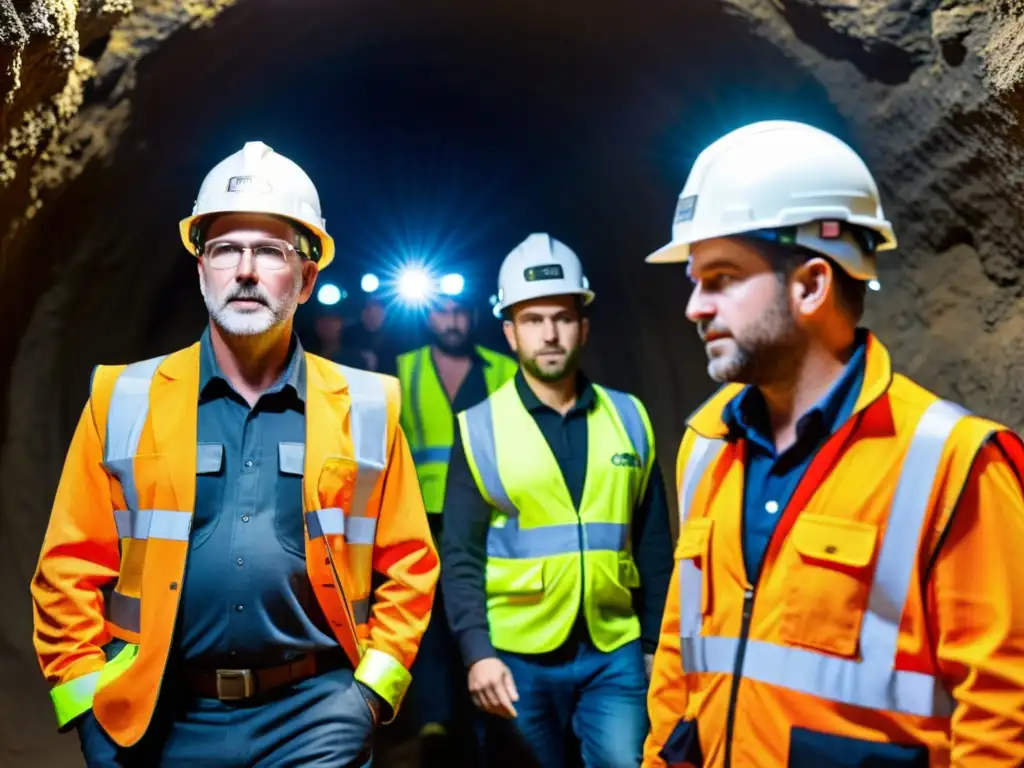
top-left (687, 328), bottom-right (894, 439)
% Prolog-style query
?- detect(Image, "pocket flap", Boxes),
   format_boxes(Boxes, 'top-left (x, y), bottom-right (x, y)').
top-left (618, 553), bottom-right (641, 589)
top-left (486, 560), bottom-right (545, 596)
top-left (279, 442), bottom-right (305, 476)
top-left (791, 514), bottom-right (877, 568)
top-left (196, 443), bottom-right (223, 474)
top-left (674, 518), bottom-right (713, 561)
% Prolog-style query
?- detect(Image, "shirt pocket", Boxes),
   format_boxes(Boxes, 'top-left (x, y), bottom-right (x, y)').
top-left (191, 442), bottom-right (224, 549)
top-left (779, 514), bottom-right (878, 658)
top-left (674, 518), bottom-right (714, 623)
top-left (275, 442), bottom-right (307, 557)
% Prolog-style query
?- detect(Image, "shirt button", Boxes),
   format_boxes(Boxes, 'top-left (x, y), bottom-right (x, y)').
top-left (241, 515), bottom-right (250, 523)
top-left (236, 557), bottom-right (244, 566)
top-left (765, 500), bottom-right (779, 515)
top-left (244, 460), bottom-right (253, 468)
top-left (234, 604), bottom-right (244, 612)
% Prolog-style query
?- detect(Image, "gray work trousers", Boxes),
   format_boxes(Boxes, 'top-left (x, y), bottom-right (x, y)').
top-left (77, 666), bottom-right (376, 767)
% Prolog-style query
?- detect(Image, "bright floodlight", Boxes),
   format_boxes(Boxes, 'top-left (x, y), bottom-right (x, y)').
top-left (361, 273), bottom-right (380, 293)
top-left (440, 273), bottom-right (465, 296)
top-left (317, 283), bottom-right (343, 306)
top-left (868, 279), bottom-right (881, 292)
top-left (397, 267), bottom-right (432, 303)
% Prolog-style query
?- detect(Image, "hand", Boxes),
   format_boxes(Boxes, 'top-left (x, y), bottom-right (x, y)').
top-left (644, 652), bottom-right (655, 682)
top-left (468, 657), bottom-right (519, 719)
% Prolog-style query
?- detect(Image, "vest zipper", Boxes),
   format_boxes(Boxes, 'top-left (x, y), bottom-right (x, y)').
top-left (723, 586), bottom-right (755, 767)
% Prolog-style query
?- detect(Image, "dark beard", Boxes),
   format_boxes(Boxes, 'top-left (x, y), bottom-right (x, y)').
top-left (435, 332), bottom-right (472, 357)
top-left (522, 345), bottom-right (580, 383)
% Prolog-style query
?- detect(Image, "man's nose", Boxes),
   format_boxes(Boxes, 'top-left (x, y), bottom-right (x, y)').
top-left (685, 283), bottom-right (713, 324)
top-left (234, 250), bottom-right (259, 282)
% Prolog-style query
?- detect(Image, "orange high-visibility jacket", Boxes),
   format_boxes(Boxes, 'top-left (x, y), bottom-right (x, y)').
top-left (31, 343), bottom-right (439, 747)
top-left (645, 333), bottom-right (1024, 768)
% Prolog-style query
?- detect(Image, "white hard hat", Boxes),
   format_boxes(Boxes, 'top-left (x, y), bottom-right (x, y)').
top-left (646, 120), bottom-right (896, 280)
top-left (495, 233), bottom-right (595, 315)
top-left (179, 141), bottom-right (336, 269)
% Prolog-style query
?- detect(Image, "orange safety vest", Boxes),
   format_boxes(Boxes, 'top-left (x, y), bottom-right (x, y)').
top-left (32, 343), bottom-right (437, 747)
top-left (645, 333), bottom-right (1024, 767)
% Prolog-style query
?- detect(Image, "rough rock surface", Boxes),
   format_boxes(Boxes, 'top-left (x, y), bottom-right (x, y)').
top-left (1, 1), bottom-right (1023, 765)
top-left (720, 0), bottom-right (1024, 421)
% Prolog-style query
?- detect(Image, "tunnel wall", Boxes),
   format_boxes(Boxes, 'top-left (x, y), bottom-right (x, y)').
top-left (2, 2), bottom-right (1024, 765)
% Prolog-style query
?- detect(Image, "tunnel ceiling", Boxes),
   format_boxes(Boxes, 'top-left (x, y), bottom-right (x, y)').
top-left (2, 2), bottom-right (1024, 762)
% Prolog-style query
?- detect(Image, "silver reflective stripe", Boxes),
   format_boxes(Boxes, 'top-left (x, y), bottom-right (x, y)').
top-left (487, 520), bottom-right (628, 559)
top-left (107, 591), bottom-right (141, 633)
top-left (337, 365), bottom-right (387, 512)
top-left (305, 508), bottom-right (378, 544)
top-left (601, 387), bottom-right (650, 470)
top-left (103, 355), bottom-right (167, 512)
top-left (352, 597), bottom-right (371, 625)
top-left (677, 436), bottom-right (725, 640)
top-left (113, 509), bottom-right (192, 541)
top-left (407, 348), bottom-right (428, 453)
top-left (861, 399), bottom-right (968, 677)
top-left (679, 634), bottom-right (952, 718)
top-left (677, 399), bottom-right (968, 717)
top-left (679, 436), bottom-right (724, 525)
top-left (309, 365), bottom-right (388, 547)
top-left (462, 398), bottom-right (516, 515)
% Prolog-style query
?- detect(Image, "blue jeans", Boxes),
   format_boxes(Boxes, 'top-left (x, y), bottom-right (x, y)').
top-left (495, 638), bottom-right (648, 768)
top-left (76, 666), bottom-right (376, 767)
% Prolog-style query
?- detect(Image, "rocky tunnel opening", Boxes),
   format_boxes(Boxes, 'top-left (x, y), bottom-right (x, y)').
top-left (2, 2), bottom-right (1023, 765)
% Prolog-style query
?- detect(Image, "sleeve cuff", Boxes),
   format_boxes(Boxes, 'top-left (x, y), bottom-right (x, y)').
top-left (51, 670), bottom-right (100, 729)
top-left (354, 648), bottom-right (412, 721)
top-left (458, 627), bottom-right (497, 668)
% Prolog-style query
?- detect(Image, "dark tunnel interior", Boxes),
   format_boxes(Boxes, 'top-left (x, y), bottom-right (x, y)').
top-left (0, 2), bottom-right (858, 763)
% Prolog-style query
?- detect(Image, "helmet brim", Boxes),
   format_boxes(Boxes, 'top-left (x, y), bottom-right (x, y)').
top-left (645, 241), bottom-right (689, 264)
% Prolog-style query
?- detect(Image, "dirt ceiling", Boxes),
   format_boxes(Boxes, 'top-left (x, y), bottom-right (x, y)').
top-left (1, 1), bottom-right (1023, 764)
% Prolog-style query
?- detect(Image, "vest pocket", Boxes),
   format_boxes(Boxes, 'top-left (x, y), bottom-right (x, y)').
top-left (674, 519), bottom-right (713, 617)
top-left (788, 726), bottom-right (929, 767)
top-left (618, 553), bottom-right (641, 589)
top-left (486, 559), bottom-right (545, 602)
top-left (780, 514), bottom-right (878, 658)
top-left (659, 718), bottom-right (703, 767)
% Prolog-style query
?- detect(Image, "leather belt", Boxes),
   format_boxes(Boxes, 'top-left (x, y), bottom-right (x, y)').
top-left (184, 650), bottom-right (348, 701)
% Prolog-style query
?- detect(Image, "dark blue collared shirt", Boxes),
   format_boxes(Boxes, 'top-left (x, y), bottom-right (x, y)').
top-left (175, 328), bottom-right (338, 667)
top-left (724, 335), bottom-right (867, 581)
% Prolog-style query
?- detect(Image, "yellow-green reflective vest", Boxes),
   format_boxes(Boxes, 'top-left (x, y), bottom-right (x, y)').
top-left (457, 378), bottom-right (656, 655)
top-left (397, 345), bottom-right (518, 514)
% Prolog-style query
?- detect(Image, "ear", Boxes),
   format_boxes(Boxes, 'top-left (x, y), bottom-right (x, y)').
top-left (791, 257), bottom-right (831, 319)
top-left (502, 319), bottom-right (518, 353)
top-left (580, 316), bottom-right (590, 346)
top-left (297, 261), bottom-right (319, 304)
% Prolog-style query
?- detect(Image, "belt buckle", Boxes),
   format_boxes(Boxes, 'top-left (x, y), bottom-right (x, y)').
top-left (215, 669), bottom-right (256, 701)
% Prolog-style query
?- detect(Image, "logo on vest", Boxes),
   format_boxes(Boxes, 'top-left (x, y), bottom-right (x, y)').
top-left (611, 452), bottom-right (641, 469)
